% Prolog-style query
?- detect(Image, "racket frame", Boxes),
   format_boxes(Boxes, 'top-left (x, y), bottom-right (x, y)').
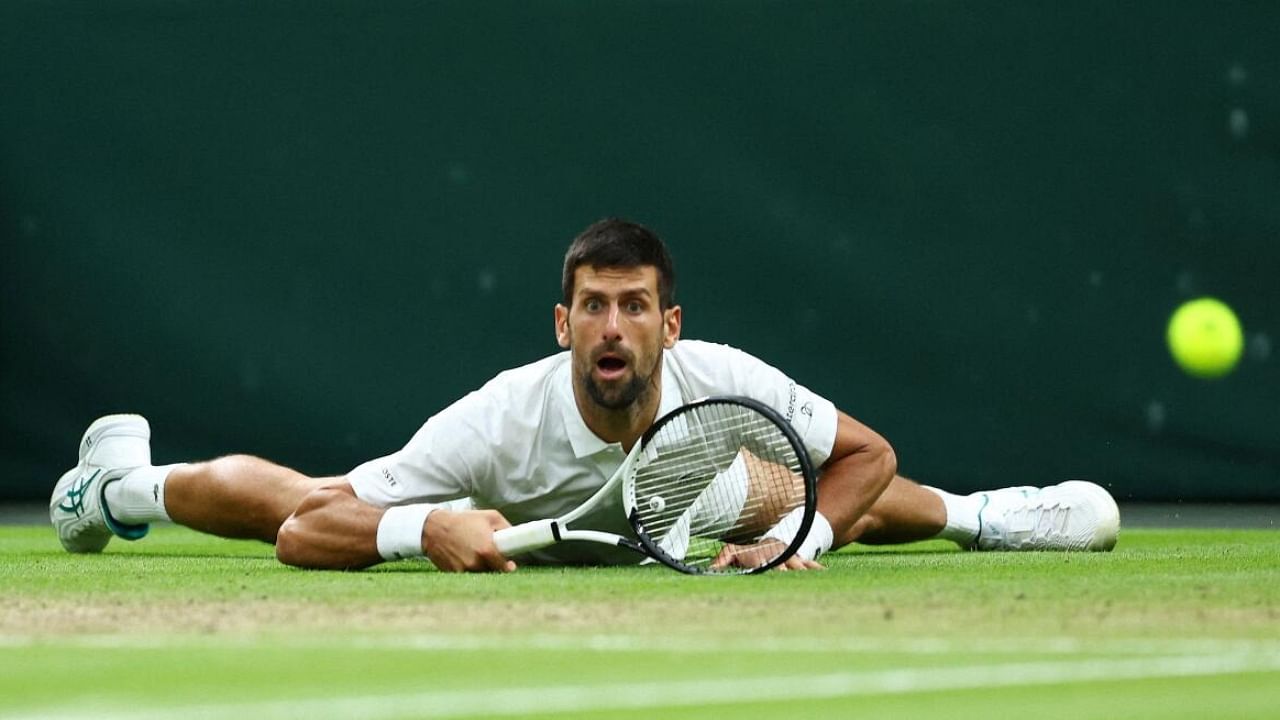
top-left (625, 395), bottom-right (817, 575)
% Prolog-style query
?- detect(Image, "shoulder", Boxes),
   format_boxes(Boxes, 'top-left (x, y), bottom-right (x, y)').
top-left (466, 351), bottom-right (568, 411)
top-left (668, 339), bottom-right (774, 374)
top-left (670, 340), bottom-right (839, 466)
top-left (483, 351), bottom-right (568, 390)
top-left (423, 351), bottom-right (566, 429)
top-left (668, 338), bottom-right (757, 362)
top-left (667, 339), bottom-right (783, 395)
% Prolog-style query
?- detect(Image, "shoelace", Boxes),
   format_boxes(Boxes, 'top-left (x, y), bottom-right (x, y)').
top-left (1001, 498), bottom-right (1072, 545)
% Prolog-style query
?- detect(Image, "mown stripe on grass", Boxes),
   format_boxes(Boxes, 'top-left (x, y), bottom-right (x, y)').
top-left (5, 652), bottom-right (1280, 720)
top-left (2, 632), bottom-right (1278, 657)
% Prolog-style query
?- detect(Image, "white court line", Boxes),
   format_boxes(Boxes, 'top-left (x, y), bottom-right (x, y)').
top-left (2, 632), bottom-right (1279, 658)
top-left (4, 652), bottom-right (1280, 720)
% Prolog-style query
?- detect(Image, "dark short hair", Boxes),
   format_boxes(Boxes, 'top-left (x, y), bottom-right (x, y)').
top-left (561, 218), bottom-right (676, 309)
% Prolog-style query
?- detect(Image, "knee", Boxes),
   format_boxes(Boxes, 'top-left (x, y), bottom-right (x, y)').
top-left (183, 454), bottom-right (263, 490)
top-left (202, 454), bottom-right (270, 480)
top-left (191, 454), bottom-right (317, 540)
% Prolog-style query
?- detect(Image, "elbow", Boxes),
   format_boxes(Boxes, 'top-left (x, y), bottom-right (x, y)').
top-left (273, 486), bottom-right (352, 570)
top-left (274, 514), bottom-right (311, 568)
top-left (275, 514), bottom-right (355, 570)
top-left (878, 440), bottom-right (899, 488)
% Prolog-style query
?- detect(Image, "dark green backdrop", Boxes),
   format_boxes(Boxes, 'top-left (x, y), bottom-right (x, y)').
top-left (3, 1), bottom-right (1277, 503)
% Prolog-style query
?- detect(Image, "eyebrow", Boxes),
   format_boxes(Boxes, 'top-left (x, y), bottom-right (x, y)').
top-left (576, 285), bottom-right (654, 299)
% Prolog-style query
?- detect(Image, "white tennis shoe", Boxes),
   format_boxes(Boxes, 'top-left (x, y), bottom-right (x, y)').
top-left (50, 414), bottom-right (153, 553)
top-left (972, 481), bottom-right (1120, 551)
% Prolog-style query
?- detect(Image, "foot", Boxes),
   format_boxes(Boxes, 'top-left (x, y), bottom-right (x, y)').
top-left (972, 481), bottom-right (1120, 551)
top-left (50, 414), bottom-right (153, 553)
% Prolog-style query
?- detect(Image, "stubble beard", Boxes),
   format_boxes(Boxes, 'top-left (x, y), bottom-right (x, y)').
top-left (583, 368), bottom-right (651, 411)
top-left (578, 341), bottom-right (660, 412)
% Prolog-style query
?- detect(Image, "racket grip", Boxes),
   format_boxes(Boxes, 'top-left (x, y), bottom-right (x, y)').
top-left (492, 519), bottom-right (558, 557)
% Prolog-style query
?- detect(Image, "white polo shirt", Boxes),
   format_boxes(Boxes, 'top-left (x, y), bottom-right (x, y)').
top-left (347, 339), bottom-right (838, 565)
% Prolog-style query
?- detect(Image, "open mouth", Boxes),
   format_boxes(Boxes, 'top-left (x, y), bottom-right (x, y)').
top-left (595, 355), bottom-right (629, 379)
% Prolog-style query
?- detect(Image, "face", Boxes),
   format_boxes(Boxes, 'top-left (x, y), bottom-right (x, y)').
top-left (555, 265), bottom-right (681, 411)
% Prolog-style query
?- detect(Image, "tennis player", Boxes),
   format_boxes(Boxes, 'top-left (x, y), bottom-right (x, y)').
top-left (50, 219), bottom-right (1120, 572)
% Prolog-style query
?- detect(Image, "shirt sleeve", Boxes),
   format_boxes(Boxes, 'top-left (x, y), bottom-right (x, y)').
top-left (674, 342), bottom-right (839, 468)
top-left (346, 389), bottom-right (495, 508)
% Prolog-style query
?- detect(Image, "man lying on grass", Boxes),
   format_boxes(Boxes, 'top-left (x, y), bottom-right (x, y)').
top-left (51, 219), bottom-right (1120, 572)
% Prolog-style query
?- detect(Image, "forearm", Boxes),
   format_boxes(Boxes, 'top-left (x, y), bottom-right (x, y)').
top-left (817, 436), bottom-right (898, 549)
top-left (275, 483), bottom-right (386, 570)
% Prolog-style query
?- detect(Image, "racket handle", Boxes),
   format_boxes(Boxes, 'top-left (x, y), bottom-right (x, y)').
top-left (492, 519), bottom-right (558, 557)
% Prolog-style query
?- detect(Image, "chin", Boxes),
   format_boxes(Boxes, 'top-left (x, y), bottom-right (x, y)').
top-left (585, 379), bottom-right (646, 411)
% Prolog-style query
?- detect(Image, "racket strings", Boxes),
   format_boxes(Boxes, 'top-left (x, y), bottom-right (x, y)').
top-left (630, 401), bottom-right (808, 572)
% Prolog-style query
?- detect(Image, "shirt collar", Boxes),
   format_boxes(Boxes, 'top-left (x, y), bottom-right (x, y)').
top-left (557, 349), bottom-right (684, 459)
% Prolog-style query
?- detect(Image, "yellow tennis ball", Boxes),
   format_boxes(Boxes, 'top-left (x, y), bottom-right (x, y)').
top-left (1166, 297), bottom-right (1244, 379)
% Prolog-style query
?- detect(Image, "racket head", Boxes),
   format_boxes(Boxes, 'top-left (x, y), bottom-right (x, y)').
top-left (622, 396), bottom-right (817, 575)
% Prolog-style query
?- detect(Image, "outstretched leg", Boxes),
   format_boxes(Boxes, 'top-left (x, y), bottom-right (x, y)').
top-left (51, 414), bottom-right (328, 552)
top-left (158, 457), bottom-right (328, 542)
top-left (841, 475), bottom-right (947, 546)
top-left (843, 474), bottom-right (1120, 551)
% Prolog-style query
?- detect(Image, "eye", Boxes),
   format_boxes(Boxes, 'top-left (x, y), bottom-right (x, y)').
top-left (626, 300), bottom-right (644, 313)
top-left (584, 298), bottom-right (603, 313)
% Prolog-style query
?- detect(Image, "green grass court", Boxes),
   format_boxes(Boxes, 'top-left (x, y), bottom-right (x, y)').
top-left (2, 525), bottom-right (1278, 719)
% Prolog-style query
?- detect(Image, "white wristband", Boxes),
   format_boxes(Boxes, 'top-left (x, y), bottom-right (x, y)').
top-left (376, 504), bottom-right (439, 561)
top-left (764, 507), bottom-right (834, 561)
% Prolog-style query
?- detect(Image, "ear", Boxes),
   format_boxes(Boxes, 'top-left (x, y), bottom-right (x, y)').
top-left (662, 305), bottom-right (682, 349)
top-left (554, 304), bottom-right (571, 349)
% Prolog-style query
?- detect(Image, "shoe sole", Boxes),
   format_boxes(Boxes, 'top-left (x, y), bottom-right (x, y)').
top-left (51, 414), bottom-right (152, 553)
top-left (50, 466), bottom-right (111, 552)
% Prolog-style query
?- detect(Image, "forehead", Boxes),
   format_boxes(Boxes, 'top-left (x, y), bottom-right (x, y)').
top-left (571, 265), bottom-right (659, 296)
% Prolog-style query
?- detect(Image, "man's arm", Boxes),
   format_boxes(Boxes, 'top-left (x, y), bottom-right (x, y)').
top-left (818, 410), bottom-right (898, 545)
top-left (710, 410), bottom-right (897, 571)
top-left (769, 409), bottom-right (896, 570)
top-left (275, 481), bottom-right (516, 572)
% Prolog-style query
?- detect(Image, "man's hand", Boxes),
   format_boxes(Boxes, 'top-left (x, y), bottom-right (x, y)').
top-left (775, 554), bottom-right (825, 571)
top-left (710, 538), bottom-right (825, 572)
top-left (423, 509), bottom-right (518, 573)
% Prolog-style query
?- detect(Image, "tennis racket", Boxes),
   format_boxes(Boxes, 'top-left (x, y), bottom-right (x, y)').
top-left (491, 395), bottom-right (817, 575)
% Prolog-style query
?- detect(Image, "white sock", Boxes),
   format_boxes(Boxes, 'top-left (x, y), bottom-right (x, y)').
top-left (103, 464), bottom-right (185, 524)
top-left (923, 486), bottom-right (983, 544)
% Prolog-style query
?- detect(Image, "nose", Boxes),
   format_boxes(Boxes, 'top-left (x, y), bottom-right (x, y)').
top-left (602, 303), bottom-right (622, 341)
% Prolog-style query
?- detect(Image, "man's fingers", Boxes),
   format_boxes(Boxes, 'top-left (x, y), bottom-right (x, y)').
top-left (424, 510), bottom-right (520, 573)
top-left (710, 544), bottom-right (739, 570)
top-left (483, 552), bottom-right (517, 573)
top-left (774, 555), bottom-right (825, 572)
top-left (712, 540), bottom-right (808, 571)
top-left (483, 510), bottom-right (513, 530)
top-left (712, 543), bottom-right (770, 570)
